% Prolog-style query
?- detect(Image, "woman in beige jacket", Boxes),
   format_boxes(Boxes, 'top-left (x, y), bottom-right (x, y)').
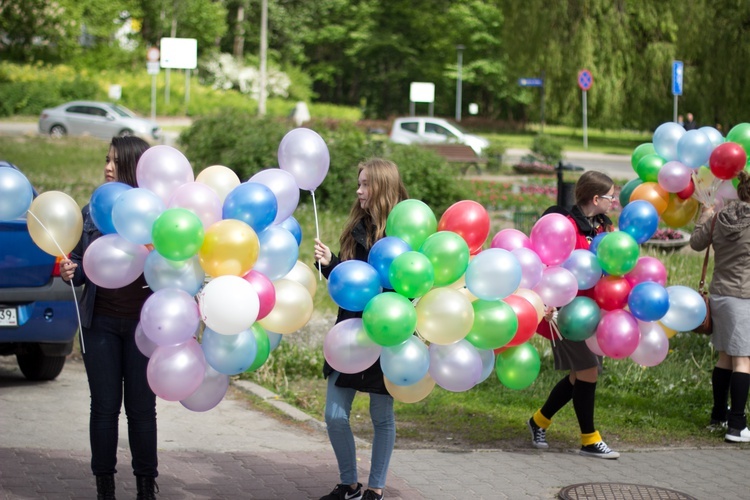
top-left (690, 171), bottom-right (750, 443)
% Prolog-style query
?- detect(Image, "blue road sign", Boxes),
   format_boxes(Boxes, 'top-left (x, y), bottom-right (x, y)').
top-left (518, 78), bottom-right (544, 87)
top-left (672, 61), bottom-right (683, 96)
top-left (578, 69), bottom-right (593, 91)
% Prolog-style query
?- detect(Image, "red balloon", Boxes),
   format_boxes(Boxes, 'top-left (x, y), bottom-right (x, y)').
top-left (709, 142), bottom-right (747, 180)
top-left (503, 294), bottom-right (540, 346)
top-left (676, 179), bottom-right (695, 200)
top-left (438, 200), bottom-right (490, 254)
top-left (593, 275), bottom-right (631, 311)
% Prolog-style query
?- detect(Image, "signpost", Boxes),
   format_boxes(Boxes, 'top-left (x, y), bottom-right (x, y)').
top-left (160, 38), bottom-right (198, 112)
top-left (578, 69), bottom-right (593, 149)
top-left (409, 82), bottom-right (435, 117)
top-left (672, 60), bottom-right (683, 122)
top-left (147, 47), bottom-right (160, 121)
top-left (518, 74), bottom-right (545, 131)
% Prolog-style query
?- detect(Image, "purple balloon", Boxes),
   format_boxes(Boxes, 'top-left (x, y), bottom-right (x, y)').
top-left (135, 322), bottom-right (157, 358)
top-left (249, 168), bottom-right (300, 224)
top-left (532, 266), bottom-right (579, 308)
top-left (428, 340), bottom-right (482, 392)
top-left (147, 338), bottom-right (206, 401)
top-left (595, 309), bottom-right (640, 359)
top-left (82, 234), bottom-right (150, 288)
top-left (491, 228), bottom-right (531, 250)
top-left (630, 320), bottom-right (669, 367)
top-left (140, 288), bottom-right (200, 346)
top-left (324, 318), bottom-right (382, 374)
top-left (277, 128), bottom-right (330, 191)
top-left (167, 182), bottom-right (222, 230)
top-left (180, 364), bottom-right (230, 412)
top-left (136, 145), bottom-right (194, 204)
top-left (562, 249), bottom-right (602, 291)
top-left (658, 161), bottom-right (693, 193)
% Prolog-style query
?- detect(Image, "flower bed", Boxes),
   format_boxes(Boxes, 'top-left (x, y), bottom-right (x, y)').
top-left (643, 229), bottom-right (691, 251)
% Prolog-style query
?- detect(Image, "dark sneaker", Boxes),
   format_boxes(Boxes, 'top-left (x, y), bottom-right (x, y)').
top-left (527, 417), bottom-right (549, 449)
top-left (706, 419), bottom-right (728, 432)
top-left (579, 441), bottom-right (620, 459)
top-left (319, 483), bottom-right (363, 500)
top-left (362, 490), bottom-right (384, 500)
top-left (725, 427), bottom-right (750, 443)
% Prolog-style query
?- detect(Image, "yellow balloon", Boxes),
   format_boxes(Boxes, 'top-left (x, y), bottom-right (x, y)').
top-left (259, 279), bottom-right (313, 334)
top-left (27, 191), bottom-right (83, 256)
top-left (513, 288), bottom-right (546, 323)
top-left (415, 287), bottom-right (474, 345)
top-left (385, 373), bottom-right (435, 403)
top-left (195, 165), bottom-right (241, 203)
top-left (456, 286), bottom-right (478, 302)
top-left (282, 260), bottom-right (317, 299)
top-left (199, 219), bottom-right (259, 277)
top-left (661, 194), bottom-right (699, 228)
top-left (658, 321), bottom-right (678, 339)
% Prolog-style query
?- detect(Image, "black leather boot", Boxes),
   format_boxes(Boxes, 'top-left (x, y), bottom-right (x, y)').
top-left (136, 475), bottom-right (158, 500)
top-left (95, 474), bottom-right (116, 500)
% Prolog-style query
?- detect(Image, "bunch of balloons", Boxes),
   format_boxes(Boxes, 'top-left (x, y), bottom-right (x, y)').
top-left (5, 128), bottom-right (330, 412)
top-left (622, 121), bottom-right (750, 225)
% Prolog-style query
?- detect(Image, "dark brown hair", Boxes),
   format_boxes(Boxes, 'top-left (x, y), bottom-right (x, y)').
top-left (737, 171), bottom-right (750, 203)
top-left (575, 170), bottom-right (614, 206)
top-left (110, 136), bottom-right (150, 187)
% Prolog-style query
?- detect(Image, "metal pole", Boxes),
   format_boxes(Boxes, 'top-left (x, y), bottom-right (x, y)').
top-left (673, 95), bottom-right (678, 123)
top-left (582, 90), bottom-right (588, 149)
top-left (151, 74), bottom-right (157, 121)
top-left (540, 69), bottom-right (545, 133)
top-left (455, 45), bottom-right (464, 122)
top-left (258, 0), bottom-right (268, 116)
top-left (185, 69), bottom-right (190, 114)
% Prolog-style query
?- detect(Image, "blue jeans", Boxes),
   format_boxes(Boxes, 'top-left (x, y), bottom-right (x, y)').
top-left (82, 315), bottom-right (157, 477)
top-left (324, 371), bottom-right (396, 489)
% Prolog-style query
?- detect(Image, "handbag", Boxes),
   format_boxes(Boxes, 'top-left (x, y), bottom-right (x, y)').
top-left (694, 215), bottom-right (717, 335)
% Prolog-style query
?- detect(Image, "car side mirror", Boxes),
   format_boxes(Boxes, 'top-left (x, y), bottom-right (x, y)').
top-left (106, 114), bottom-right (116, 121)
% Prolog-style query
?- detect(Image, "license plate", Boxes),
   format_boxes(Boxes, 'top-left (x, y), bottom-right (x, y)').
top-left (0, 307), bottom-right (18, 327)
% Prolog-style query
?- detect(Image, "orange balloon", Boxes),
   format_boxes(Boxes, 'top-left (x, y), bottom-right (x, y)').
top-left (661, 194), bottom-right (699, 228)
top-left (384, 373), bottom-right (435, 403)
top-left (199, 219), bottom-right (259, 277)
top-left (630, 182), bottom-right (669, 215)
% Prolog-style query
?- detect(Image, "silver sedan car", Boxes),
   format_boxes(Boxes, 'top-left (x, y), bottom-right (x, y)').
top-left (38, 101), bottom-right (161, 140)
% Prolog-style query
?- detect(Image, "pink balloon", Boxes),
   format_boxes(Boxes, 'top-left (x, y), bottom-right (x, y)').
top-left (147, 339), bottom-right (206, 401)
top-left (630, 320), bottom-right (669, 367)
top-left (491, 228), bottom-right (531, 251)
top-left (595, 309), bottom-right (640, 359)
top-left (277, 128), bottom-right (330, 191)
top-left (135, 322), bottom-right (157, 357)
top-left (530, 213), bottom-right (576, 265)
top-left (136, 145), bottom-right (194, 204)
top-left (180, 364), bottom-right (230, 412)
top-left (140, 288), bottom-right (200, 346)
top-left (249, 169), bottom-right (300, 224)
top-left (532, 266), bottom-right (579, 307)
top-left (657, 161), bottom-right (692, 193)
top-left (716, 180), bottom-right (738, 204)
top-left (585, 334), bottom-right (605, 356)
top-left (242, 270), bottom-right (276, 320)
top-left (625, 257), bottom-right (667, 287)
top-left (167, 182), bottom-right (223, 230)
top-left (324, 319), bottom-right (382, 374)
top-left (82, 234), bottom-right (149, 288)
top-left (511, 247), bottom-right (544, 289)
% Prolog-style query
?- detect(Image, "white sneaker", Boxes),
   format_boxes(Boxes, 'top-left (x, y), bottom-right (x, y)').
top-left (725, 427), bottom-right (750, 443)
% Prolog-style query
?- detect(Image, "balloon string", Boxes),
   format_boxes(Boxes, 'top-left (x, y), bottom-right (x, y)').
top-left (311, 189), bottom-right (322, 281)
top-left (26, 209), bottom-right (85, 353)
top-left (549, 317), bottom-right (561, 347)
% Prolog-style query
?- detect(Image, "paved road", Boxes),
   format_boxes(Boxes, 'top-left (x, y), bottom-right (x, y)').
top-left (0, 121), bottom-right (182, 147)
top-left (2, 356), bottom-right (749, 499)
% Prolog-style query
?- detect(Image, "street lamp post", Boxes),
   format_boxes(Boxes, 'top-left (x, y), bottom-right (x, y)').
top-left (455, 44), bottom-right (465, 122)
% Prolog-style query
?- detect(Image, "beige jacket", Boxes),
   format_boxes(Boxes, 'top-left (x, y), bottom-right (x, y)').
top-left (690, 200), bottom-right (750, 298)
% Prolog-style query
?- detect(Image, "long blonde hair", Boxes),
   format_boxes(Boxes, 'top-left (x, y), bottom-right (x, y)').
top-left (339, 158), bottom-right (408, 261)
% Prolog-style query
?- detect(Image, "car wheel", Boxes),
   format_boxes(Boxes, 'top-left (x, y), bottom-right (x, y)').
top-left (49, 125), bottom-right (67, 138)
top-left (118, 129), bottom-right (134, 137)
top-left (16, 347), bottom-right (67, 381)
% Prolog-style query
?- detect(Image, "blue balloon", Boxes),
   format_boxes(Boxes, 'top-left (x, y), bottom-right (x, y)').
top-left (588, 232), bottom-right (607, 255)
top-left (660, 285), bottom-right (708, 332)
top-left (380, 336), bottom-right (429, 386)
top-left (618, 200), bottom-right (659, 244)
top-left (0, 166), bottom-right (34, 220)
top-left (653, 122), bottom-right (686, 161)
top-left (266, 330), bottom-right (283, 351)
top-left (677, 130), bottom-right (713, 168)
top-left (328, 260), bottom-right (383, 311)
top-left (90, 182), bottom-right (131, 234)
top-left (223, 181), bottom-right (278, 233)
top-left (202, 327), bottom-right (258, 375)
top-left (628, 282), bottom-right (669, 321)
top-left (252, 226), bottom-right (299, 280)
top-left (477, 348), bottom-right (496, 384)
top-left (368, 236), bottom-right (412, 289)
top-left (112, 187), bottom-right (165, 244)
top-left (278, 215), bottom-right (302, 245)
top-left (143, 252), bottom-right (205, 295)
top-left (699, 126), bottom-right (725, 148)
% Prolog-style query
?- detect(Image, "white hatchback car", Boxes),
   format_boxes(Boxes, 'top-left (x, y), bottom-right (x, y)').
top-left (389, 117), bottom-right (489, 155)
top-left (38, 101), bottom-right (161, 141)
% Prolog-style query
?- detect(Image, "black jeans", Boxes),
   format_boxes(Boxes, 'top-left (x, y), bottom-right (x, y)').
top-left (82, 315), bottom-right (157, 477)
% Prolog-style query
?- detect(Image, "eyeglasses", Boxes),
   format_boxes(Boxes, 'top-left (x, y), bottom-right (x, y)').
top-left (599, 195), bottom-right (615, 201)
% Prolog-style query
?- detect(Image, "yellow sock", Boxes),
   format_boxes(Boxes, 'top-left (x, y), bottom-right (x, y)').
top-left (533, 409), bottom-right (551, 429)
top-left (581, 430), bottom-right (602, 446)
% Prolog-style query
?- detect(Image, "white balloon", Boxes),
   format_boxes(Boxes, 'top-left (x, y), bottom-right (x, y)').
top-left (198, 275), bottom-right (259, 335)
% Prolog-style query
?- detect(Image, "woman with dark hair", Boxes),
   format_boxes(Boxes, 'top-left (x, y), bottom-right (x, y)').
top-left (527, 170), bottom-right (621, 459)
top-left (691, 171), bottom-right (750, 443)
top-left (314, 158), bottom-right (408, 500)
top-left (60, 136), bottom-right (159, 499)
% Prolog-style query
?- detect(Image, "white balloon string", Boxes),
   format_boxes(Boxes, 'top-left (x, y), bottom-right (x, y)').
top-left (25, 209), bottom-right (85, 353)
top-left (549, 317), bottom-right (561, 347)
top-left (311, 189), bottom-right (322, 280)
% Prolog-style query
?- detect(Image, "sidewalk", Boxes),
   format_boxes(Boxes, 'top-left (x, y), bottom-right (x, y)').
top-left (1, 356), bottom-right (749, 499)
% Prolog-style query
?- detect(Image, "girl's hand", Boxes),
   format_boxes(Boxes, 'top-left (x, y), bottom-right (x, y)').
top-left (314, 238), bottom-right (332, 267)
top-left (59, 259), bottom-right (77, 282)
top-left (544, 306), bottom-right (558, 323)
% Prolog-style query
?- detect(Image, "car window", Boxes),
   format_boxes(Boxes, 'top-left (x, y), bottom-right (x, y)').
top-left (87, 106), bottom-right (108, 117)
top-left (109, 104), bottom-right (136, 118)
top-left (399, 121), bottom-right (418, 133)
top-left (425, 123), bottom-right (455, 137)
top-left (66, 105), bottom-right (89, 114)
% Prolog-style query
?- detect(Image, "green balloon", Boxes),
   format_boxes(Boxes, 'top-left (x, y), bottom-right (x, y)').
top-left (619, 178), bottom-right (643, 207)
top-left (385, 199), bottom-right (437, 250)
top-left (419, 231), bottom-right (470, 287)
top-left (636, 154), bottom-right (666, 183)
top-left (245, 323), bottom-right (271, 372)
top-left (727, 123), bottom-right (750, 155)
top-left (362, 292), bottom-right (417, 346)
top-left (557, 297), bottom-right (601, 341)
top-left (152, 208), bottom-right (205, 261)
top-left (389, 251), bottom-right (435, 298)
top-left (465, 299), bottom-right (518, 350)
top-left (495, 343), bottom-right (541, 390)
top-left (595, 232), bottom-right (639, 276)
top-left (631, 143), bottom-right (656, 170)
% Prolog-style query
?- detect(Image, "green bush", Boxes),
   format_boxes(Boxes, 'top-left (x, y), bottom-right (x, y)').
top-left (531, 134), bottom-right (564, 165)
top-left (484, 140), bottom-right (508, 174)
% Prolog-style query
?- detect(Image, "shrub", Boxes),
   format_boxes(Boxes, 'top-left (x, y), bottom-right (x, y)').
top-left (484, 140), bottom-right (507, 174)
top-left (531, 134), bottom-right (563, 165)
